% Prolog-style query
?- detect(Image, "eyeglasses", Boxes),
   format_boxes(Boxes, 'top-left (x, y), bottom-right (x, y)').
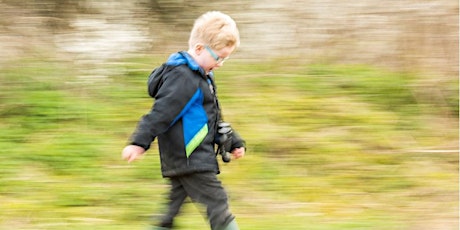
top-left (205, 46), bottom-right (229, 64)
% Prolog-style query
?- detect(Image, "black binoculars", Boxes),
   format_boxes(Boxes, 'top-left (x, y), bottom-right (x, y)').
top-left (215, 122), bottom-right (233, 163)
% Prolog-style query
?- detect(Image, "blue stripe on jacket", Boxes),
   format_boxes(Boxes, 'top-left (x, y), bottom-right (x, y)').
top-left (167, 52), bottom-right (209, 157)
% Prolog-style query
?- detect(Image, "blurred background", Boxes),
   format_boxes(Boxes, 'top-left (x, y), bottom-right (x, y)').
top-left (0, 0), bottom-right (458, 229)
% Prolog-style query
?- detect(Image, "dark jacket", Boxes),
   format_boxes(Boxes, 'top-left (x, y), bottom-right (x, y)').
top-left (130, 51), bottom-right (245, 177)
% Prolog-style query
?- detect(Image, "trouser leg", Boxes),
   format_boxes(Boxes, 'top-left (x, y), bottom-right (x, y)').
top-left (179, 172), bottom-right (236, 230)
top-left (158, 177), bottom-right (187, 228)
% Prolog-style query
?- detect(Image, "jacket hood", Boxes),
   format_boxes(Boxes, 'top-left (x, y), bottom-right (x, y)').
top-left (166, 51), bottom-right (202, 72)
top-left (148, 51), bottom-right (208, 98)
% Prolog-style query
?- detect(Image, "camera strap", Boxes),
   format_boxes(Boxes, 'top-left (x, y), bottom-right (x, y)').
top-left (205, 75), bottom-right (223, 121)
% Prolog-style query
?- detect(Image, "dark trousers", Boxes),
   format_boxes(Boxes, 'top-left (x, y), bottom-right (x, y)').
top-left (158, 172), bottom-right (234, 230)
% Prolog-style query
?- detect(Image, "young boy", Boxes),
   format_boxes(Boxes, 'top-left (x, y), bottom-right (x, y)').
top-left (121, 11), bottom-right (246, 230)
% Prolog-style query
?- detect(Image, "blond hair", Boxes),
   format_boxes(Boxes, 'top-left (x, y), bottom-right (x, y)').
top-left (189, 11), bottom-right (240, 50)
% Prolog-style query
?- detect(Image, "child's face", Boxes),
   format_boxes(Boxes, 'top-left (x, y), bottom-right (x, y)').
top-left (196, 45), bottom-right (235, 74)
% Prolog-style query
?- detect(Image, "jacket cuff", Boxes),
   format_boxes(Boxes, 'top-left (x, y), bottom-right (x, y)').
top-left (130, 142), bottom-right (149, 151)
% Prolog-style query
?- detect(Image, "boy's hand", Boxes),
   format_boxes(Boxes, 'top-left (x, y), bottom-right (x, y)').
top-left (231, 147), bottom-right (245, 160)
top-left (122, 145), bottom-right (146, 163)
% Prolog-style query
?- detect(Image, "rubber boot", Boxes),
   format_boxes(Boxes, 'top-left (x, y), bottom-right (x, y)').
top-left (220, 219), bottom-right (239, 230)
top-left (150, 227), bottom-right (170, 230)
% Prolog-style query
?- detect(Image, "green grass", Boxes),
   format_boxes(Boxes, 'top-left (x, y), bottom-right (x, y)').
top-left (0, 57), bottom-right (458, 229)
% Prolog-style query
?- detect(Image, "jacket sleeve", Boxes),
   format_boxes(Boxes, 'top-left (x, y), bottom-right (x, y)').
top-left (130, 68), bottom-right (198, 150)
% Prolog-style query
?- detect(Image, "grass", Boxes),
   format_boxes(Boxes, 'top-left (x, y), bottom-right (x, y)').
top-left (0, 56), bottom-right (458, 229)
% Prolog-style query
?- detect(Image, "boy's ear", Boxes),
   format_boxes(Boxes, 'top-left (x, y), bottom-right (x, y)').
top-left (194, 43), bottom-right (205, 54)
